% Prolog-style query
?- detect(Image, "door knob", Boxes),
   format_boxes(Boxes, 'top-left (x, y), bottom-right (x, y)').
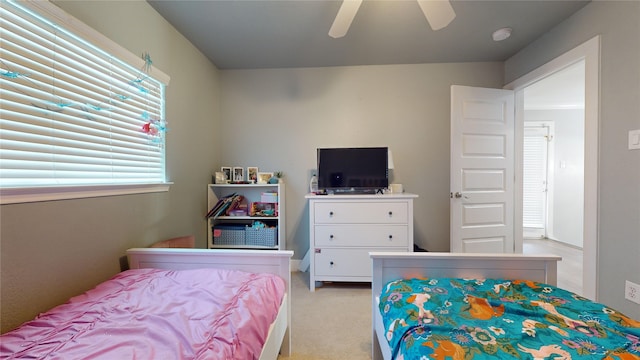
top-left (452, 192), bottom-right (468, 199)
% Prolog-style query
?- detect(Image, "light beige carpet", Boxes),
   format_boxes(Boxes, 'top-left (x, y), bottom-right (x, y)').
top-left (278, 271), bottom-right (373, 360)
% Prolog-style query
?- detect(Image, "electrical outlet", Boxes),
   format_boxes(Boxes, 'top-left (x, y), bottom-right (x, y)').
top-left (625, 280), bottom-right (640, 304)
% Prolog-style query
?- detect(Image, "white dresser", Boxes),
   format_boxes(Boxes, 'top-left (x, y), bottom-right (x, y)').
top-left (306, 193), bottom-right (418, 291)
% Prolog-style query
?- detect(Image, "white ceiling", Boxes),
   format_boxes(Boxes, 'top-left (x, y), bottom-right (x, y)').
top-left (147, 0), bottom-right (590, 70)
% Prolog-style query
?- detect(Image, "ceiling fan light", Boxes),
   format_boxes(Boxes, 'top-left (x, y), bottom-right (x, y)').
top-left (328, 0), bottom-right (363, 38)
top-left (492, 27), bottom-right (512, 41)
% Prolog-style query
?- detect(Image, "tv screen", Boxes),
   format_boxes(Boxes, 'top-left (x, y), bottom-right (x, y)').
top-left (317, 147), bottom-right (388, 193)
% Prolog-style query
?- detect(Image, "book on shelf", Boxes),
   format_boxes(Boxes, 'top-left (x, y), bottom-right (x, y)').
top-left (225, 195), bottom-right (244, 216)
top-left (205, 193), bottom-right (237, 219)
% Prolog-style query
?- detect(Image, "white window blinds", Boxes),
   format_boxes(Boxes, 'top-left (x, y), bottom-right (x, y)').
top-left (0, 1), bottom-right (168, 191)
top-left (523, 126), bottom-right (550, 230)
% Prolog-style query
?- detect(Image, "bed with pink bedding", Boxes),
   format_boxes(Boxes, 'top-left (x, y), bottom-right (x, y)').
top-left (1, 248), bottom-right (293, 360)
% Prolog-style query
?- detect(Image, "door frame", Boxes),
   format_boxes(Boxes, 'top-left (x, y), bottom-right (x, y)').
top-left (505, 36), bottom-right (600, 300)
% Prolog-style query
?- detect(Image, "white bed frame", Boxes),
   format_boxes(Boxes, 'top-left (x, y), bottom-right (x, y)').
top-left (126, 248), bottom-right (293, 359)
top-left (370, 252), bottom-right (562, 360)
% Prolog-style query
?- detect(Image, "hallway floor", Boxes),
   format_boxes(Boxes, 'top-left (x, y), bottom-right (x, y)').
top-left (524, 238), bottom-right (583, 295)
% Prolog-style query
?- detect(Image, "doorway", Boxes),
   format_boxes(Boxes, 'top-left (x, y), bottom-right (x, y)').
top-left (521, 62), bottom-right (585, 295)
top-left (523, 122), bottom-right (553, 239)
top-left (507, 36), bottom-right (599, 300)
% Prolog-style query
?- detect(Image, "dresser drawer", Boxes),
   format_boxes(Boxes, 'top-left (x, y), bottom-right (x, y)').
top-left (314, 202), bottom-right (408, 224)
top-left (314, 248), bottom-right (406, 277)
top-left (314, 225), bottom-right (408, 247)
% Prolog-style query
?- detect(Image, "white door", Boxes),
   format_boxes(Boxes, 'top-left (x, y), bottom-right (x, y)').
top-left (450, 85), bottom-right (515, 253)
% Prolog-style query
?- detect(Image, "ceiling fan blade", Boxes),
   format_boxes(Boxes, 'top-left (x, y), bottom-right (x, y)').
top-left (417, 0), bottom-right (456, 31)
top-left (328, 0), bottom-right (363, 38)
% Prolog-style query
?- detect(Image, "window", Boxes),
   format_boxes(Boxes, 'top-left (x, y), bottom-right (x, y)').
top-left (0, 0), bottom-right (170, 204)
top-left (523, 123), bottom-right (553, 238)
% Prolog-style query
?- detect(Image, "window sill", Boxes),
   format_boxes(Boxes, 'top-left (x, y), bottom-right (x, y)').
top-left (0, 183), bottom-right (172, 205)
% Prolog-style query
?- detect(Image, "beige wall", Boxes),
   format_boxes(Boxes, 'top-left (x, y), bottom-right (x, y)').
top-left (507, 1), bottom-right (640, 316)
top-left (218, 63), bottom-right (504, 257)
top-left (0, 1), bottom-right (221, 333)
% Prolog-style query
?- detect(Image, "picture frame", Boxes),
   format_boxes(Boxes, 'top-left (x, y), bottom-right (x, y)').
top-left (247, 167), bottom-right (258, 183)
top-left (233, 167), bottom-right (244, 182)
top-left (257, 172), bottom-right (273, 184)
top-left (214, 172), bottom-right (227, 184)
top-left (221, 167), bottom-right (232, 183)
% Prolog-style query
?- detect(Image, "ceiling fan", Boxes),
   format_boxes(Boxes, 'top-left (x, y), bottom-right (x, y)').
top-left (328, 0), bottom-right (456, 38)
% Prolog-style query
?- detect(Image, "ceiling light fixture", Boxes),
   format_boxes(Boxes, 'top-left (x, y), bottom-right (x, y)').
top-left (492, 27), bottom-right (512, 41)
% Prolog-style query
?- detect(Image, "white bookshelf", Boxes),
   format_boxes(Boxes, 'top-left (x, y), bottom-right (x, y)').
top-left (207, 183), bottom-right (285, 250)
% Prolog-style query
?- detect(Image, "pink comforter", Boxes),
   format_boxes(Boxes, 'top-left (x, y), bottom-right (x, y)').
top-left (1, 268), bottom-right (286, 359)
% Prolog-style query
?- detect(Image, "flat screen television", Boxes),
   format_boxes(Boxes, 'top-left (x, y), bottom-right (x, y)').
top-left (317, 147), bottom-right (388, 194)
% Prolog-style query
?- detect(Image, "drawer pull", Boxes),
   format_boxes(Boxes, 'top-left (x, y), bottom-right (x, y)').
top-left (330, 261), bottom-right (334, 266)
top-left (329, 234), bottom-right (334, 239)
top-left (329, 211), bottom-right (334, 216)
top-left (388, 235), bottom-right (393, 240)
top-left (388, 211), bottom-right (393, 216)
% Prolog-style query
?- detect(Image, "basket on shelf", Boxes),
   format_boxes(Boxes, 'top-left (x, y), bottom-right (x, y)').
top-left (245, 226), bottom-right (277, 247)
top-left (212, 224), bottom-right (245, 245)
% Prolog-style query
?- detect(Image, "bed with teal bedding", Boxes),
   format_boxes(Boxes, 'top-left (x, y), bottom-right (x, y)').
top-left (369, 252), bottom-right (640, 360)
top-left (379, 277), bottom-right (640, 360)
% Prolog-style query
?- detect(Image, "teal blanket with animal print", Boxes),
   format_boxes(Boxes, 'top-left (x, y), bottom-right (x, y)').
top-left (379, 278), bottom-right (640, 359)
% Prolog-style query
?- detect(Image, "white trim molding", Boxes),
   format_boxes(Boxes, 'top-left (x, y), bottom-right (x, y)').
top-left (0, 183), bottom-right (172, 204)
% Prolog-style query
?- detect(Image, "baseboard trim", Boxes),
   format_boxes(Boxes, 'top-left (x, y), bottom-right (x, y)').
top-left (524, 237), bottom-right (584, 251)
top-left (292, 259), bottom-right (302, 272)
